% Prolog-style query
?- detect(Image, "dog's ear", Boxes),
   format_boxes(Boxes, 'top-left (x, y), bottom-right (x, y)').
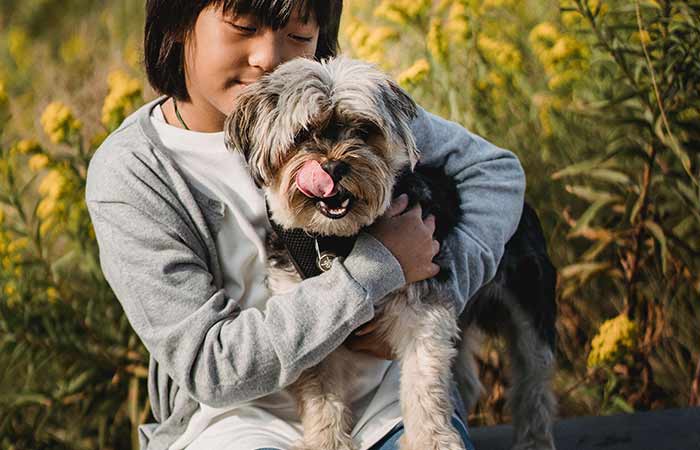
top-left (224, 87), bottom-right (275, 187)
top-left (377, 78), bottom-right (421, 171)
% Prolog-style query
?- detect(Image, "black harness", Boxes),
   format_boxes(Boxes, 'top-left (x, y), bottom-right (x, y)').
top-left (265, 201), bottom-right (357, 279)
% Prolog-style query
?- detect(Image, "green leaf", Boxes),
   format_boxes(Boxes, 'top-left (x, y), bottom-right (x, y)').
top-left (588, 169), bottom-right (633, 185)
top-left (552, 158), bottom-right (605, 180)
top-left (572, 197), bottom-right (617, 235)
top-left (644, 220), bottom-right (669, 275)
top-left (565, 185), bottom-right (621, 203)
top-left (612, 396), bottom-right (635, 414)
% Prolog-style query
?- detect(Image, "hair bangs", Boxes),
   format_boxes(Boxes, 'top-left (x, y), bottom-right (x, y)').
top-left (219, 0), bottom-right (325, 29)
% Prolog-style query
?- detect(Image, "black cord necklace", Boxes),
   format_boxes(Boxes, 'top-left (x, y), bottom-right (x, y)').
top-left (172, 98), bottom-right (190, 131)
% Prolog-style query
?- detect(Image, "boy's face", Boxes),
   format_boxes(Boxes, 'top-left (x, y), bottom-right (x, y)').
top-left (184, 5), bottom-right (319, 117)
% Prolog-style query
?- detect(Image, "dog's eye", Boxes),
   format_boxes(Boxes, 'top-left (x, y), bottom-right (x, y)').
top-left (294, 128), bottom-right (311, 145)
top-left (356, 122), bottom-right (381, 140)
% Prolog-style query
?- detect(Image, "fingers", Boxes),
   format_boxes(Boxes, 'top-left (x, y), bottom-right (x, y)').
top-left (424, 214), bottom-right (436, 235)
top-left (432, 239), bottom-right (440, 257)
top-left (429, 262), bottom-right (440, 277)
top-left (385, 194), bottom-right (409, 217)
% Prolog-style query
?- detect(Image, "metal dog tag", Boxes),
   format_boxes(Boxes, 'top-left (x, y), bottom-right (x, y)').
top-left (317, 251), bottom-right (336, 272)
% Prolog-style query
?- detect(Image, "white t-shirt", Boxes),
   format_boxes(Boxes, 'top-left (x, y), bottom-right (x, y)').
top-left (150, 103), bottom-right (404, 450)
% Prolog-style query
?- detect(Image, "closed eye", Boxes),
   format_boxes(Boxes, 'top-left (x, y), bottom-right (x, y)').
top-left (290, 34), bottom-right (313, 42)
top-left (229, 23), bottom-right (256, 34)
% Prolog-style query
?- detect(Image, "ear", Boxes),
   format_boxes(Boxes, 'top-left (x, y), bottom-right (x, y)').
top-left (378, 78), bottom-right (421, 170)
top-left (224, 88), bottom-right (274, 187)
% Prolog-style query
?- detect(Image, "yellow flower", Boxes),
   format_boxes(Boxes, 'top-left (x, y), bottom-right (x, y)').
top-left (0, 208), bottom-right (4, 224)
top-left (14, 139), bottom-right (42, 155)
top-left (38, 170), bottom-right (65, 197)
top-left (587, 314), bottom-right (637, 368)
top-left (344, 20), bottom-right (397, 67)
top-left (0, 79), bottom-right (7, 105)
top-left (47, 287), bottom-right (59, 303)
top-left (40, 102), bottom-right (82, 144)
top-left (4, 281), bottom-right (17, 297)
top-left (477, 35), bottom-right (522, 72)
top-left (60, 35), bottom-right (87, 65)
top-left (530, 22), bottom-right (560, 52)
top-left (631, 30), bottom-right (652, 46)
top-left (7, 237), bottom-right (30, 254)
top-left (397, 59), bottom-right (431, 87)
top-left (374, 0), bottom-right (431, 25)
top-left (8, 28), bottom-right (30, 69)
top-left (102, 70), bottom-right (143, 130)
top-left (29, 154), bottom-right (50, 172)
top-left (446, 2), bottom-right (469, 44)
top-left (427, 18), bottom-right (449, 65)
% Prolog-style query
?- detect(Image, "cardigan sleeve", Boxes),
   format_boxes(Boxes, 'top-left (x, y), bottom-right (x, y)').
top-left (410, 106), bottom-right (527, 314)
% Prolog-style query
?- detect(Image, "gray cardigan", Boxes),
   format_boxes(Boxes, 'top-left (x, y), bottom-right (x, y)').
top-left (85, 96), bottom-right (526, 449)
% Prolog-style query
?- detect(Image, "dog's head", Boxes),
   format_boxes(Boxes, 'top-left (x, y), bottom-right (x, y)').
top-left (224, 56), bottom-right (419, 237)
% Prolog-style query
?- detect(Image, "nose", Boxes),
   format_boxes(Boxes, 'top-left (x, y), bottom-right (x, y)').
top-left (322, 160), bottom-right (351, 183)
top-left (248, 30), bottom-right (283, 73)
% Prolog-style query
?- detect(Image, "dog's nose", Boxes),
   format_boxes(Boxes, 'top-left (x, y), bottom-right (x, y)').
top-left (322, 160), bottom-right (350, 182)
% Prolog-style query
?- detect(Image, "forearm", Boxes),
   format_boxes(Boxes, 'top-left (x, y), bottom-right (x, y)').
top-left (411, 107), bottom-right (527, 313)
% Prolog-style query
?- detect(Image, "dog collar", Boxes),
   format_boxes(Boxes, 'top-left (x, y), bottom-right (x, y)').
top-left (265, 200), bottom-right (357, 279)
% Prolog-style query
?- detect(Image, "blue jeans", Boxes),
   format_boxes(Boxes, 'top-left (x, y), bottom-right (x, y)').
top-left (256, 413), bottom-right (476, 450)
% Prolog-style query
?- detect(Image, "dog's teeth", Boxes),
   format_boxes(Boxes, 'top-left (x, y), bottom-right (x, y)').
top-left (341, 198), bottom-right (350, 208)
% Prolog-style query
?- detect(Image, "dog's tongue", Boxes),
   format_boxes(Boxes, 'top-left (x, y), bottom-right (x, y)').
top-left (296, 160), bottom-right (336, 198)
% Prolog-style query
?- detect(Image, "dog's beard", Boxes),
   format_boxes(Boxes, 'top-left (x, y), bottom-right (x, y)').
top-left (265, 138), bottom-right (398, 237)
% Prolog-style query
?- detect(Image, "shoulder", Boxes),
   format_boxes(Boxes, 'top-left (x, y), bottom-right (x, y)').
top-left (408, 105), bottom-right (477, 151)
top-left (86, 97), bottom-right (177, 203)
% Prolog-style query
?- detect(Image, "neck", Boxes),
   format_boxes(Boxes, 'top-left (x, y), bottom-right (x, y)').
top-left (163, 97), bottom-right (226, 132)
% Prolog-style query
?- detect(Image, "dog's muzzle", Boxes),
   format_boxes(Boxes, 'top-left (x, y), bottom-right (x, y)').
top-left (295, 160), bottom-right (354, 219)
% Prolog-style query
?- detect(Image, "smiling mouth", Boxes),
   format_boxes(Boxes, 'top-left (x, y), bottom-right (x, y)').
top-left (316, 190), bottom-right (354, 219)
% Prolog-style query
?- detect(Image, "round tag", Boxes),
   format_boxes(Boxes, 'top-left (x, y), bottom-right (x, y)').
top-left (317, 251), bottom-right (337, 272)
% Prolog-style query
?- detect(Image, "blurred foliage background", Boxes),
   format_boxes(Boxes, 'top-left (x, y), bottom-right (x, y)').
top-left (0, 0), bottom-right (699, 448)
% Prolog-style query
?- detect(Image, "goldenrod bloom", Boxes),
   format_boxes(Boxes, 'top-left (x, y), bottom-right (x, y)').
top-left (345, 20), bottom-right (397, 67)
top-left (38, 169), bottom-right (65, 197)
top-left (3, 281), bottom-right (17, 297)
top-left (587, 313), bottom-right (637, 368)
top-left (397, 59), bottom-right (431, 87)
top-left (102, 70), bottom-right (143, 130)
top-left (8, 28), bottom-right (30, 69)
top-left (41, 102), bottom-right (82, 144)
top-left (14, 139), bottom-right (42, 155)
top-left (478, 35), bottom-right (522, 72)
top-left (28, 154), bottom-right (50, 172)
top-left (428, 18), bottom-right (449, 65)
top-left (60, 35), bottom-right (87, 65)
top-left (374, 0), bottom-right (431, 25)
top-left (446, 1), bottom-right (469, 44)
top-left (0, 79), bottom-right (7, 105)
top-left (47, 287), bottom-right (59, 303)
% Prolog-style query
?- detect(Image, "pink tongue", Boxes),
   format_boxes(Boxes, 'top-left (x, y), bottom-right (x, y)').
top-left (295, 160), bottom-right (336, 198)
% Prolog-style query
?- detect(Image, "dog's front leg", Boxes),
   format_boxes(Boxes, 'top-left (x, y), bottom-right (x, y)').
top-left (289, 349), bottom-right (357, 450)
top-left (392, 299), bottom-right (465, 450)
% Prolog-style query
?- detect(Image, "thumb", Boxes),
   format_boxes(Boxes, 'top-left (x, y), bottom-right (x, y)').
top-left (385, 194), bottom-right (409, 218)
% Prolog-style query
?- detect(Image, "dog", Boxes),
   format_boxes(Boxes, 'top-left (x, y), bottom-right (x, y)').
top-left (224, 56), bottom-right (557, 450)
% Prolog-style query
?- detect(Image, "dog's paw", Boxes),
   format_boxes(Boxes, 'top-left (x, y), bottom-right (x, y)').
top-left (398, 429), bottom-right (465, 450)
top-left (290, 433), bottom-right (357, 450)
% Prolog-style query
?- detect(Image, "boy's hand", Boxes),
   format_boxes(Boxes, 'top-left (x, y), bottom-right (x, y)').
top-left (344, 317), bottom-right (397, 360)
top-left (367, 194), bottom-right (441, 285)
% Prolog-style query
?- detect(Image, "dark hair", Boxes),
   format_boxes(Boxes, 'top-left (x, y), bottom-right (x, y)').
top-left (145, 0), bottom-right (343, 101)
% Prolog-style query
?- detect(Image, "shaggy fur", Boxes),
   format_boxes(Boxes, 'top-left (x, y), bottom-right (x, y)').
top-left (224, 56), bottom-right (558, 450)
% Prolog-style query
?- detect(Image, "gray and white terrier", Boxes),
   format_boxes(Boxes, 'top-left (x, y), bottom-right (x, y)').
top-left (224, 56), bottom-right (558, 450)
